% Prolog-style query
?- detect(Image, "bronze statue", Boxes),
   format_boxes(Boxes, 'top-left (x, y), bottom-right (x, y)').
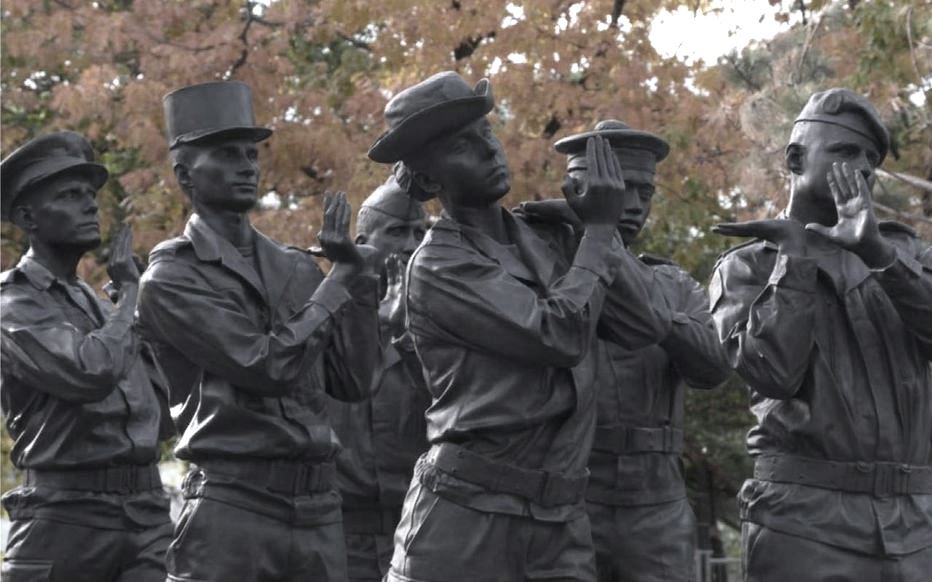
top-left (136, 80), bottom-right (380, 582)
top-left (519, 119), bottom-right (730, 582)
top-left (327, 176), bottom-right (431, 582)
top-left (0, 131), bottom-right (173, 582)
top-left (712, 88), bottom-right (932, 581)
top-left (369, 71), bottom-right (671, 582)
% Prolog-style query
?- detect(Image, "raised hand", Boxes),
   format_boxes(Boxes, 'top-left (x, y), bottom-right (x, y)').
top-left (318, 191), bottom-right (364, 269)
top-left (107, 223), bottom-right (140, 287)
top-left (805, 161), bottom-right (894, 267)
top-left (564, 136), bottom-right (627, 226)
top-left (378, 253), bottom-right (407, 339)
top-left (714, 218), bottom-right (810, 256)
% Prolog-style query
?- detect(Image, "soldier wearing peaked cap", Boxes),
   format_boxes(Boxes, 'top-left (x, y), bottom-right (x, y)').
top-left (136, 80), bottom-right (380, 582)
top-left (712, 89), bottom-right (932, 581)
top-left (519, 119), bottom-right (730, 582)
top-left (0, 131), bottom-right (174, 582)
top-left (369, 71), bottom-right (674, 581)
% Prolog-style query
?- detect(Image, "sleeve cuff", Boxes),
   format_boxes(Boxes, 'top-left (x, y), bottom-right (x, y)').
top-left (309, 277), bottom-right (353, 316)
top-left (573, 230), bottom-right (622, 285)
top-left (872, 245), bottom-right (924, 278)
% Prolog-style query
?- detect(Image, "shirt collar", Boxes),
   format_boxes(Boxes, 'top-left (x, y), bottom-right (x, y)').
top-left (16, 254), bottom-right (61, 291)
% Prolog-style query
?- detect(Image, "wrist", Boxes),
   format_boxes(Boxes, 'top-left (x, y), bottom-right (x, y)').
top-left (582, 223), bottom-right (617, 241)
top-left (855, 237), bottom-right (896, 269)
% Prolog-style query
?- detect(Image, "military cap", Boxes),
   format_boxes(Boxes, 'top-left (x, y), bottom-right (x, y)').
top-left (794, 88), bottom-right (889, 163)
top-left (163, 81), bottom-right (272, 149)
top-left (368, 71), bottom-right (494, 164)
top-left (554, 119), bottom-right (669, 177)
top-left (360, 176), bottom-right (424, 220)
top-left (0, 131), bottom-right (108, 222)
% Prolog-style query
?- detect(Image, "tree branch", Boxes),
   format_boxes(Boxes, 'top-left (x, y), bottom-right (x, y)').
top-left (794, 14), bottom-right (823, 85)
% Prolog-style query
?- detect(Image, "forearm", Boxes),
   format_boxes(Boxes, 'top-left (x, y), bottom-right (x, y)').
top-left (661, 316), bottom-right (730, 389)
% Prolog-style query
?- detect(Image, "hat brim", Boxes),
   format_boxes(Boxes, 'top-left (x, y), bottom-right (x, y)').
top-left (368, 91), bottom-right (495, 164)
top-left (554, 128), bottom-right (670, 161)
top-left (170, 126), bottom-right (273, 149)
top-left (1, 158), bottom-right (108, 222)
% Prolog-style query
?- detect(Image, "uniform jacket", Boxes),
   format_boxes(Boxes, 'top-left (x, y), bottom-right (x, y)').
top-left (138, 214), bottom-right (379, 464)
top-left (1, 255), bottom-right (171, 529)
top-left (406, 209), bottom-right (670, 521)
top-left (589, 255), bottom-right (729, 506)
top-left (711, 221), bottom-right (932, 556)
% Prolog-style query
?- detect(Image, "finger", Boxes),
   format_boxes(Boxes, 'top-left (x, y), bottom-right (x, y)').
top-left (338, 192), bottom-right (351, 234)
top-left (853, 169), bottom-right (873, 207)
top-left (585, 137), bottom-right (597, 186)
top-left (840, 162), bottom-right (858, 201)
top-left (596, 136), bottom-right (612, 182)
top-left (832, 163), bottom-right (852, 201)
top-left (321, 192), bottom-right (335, 233)
top-left (712, 220), bottom-right (775, 239)
top-left (826, 171), bottom-right (845, 208)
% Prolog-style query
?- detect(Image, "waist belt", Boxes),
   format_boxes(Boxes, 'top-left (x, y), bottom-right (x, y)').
top-left (199, 459), bottom-right (336, 495)
top-left (754, 455), bottom-right (932, 497)
top-left (342, 506), bottom-right (402, 535)
top-left (424, 443), bottom-right (588, 508)
top-left (592, 425), bottom-right (684, 455)
top-left (24, 464), bottom-right (161, 493)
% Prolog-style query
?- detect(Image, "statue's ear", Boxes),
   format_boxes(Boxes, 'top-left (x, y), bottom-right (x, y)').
top-left (785, 143), bottom-right (804, 175)
top-left (412, 172), bottom-right (442, 195)
top-left (173, 164), bottom-right (194, 197)
top-left (10, 204), bottom-right (36, 232)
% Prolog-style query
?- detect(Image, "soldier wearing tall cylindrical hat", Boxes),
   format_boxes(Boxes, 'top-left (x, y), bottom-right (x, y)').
top-left (713, 88), bottom-right (932, 580)
top-left (136, 80), bottom-right (381, 582)
top-left (0, 131), bottom-right (174, 582)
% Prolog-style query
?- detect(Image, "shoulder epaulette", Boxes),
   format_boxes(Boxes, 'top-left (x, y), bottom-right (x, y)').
top-left (638, 253), bottom-right (677, 267)
top-left (147, 236), bottom-right (191, 263)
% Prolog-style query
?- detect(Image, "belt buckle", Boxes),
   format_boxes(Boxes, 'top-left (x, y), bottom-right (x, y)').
top-left (294, 464), bottom-right (309, 495)
top-left (870, 462), bottom-right (904, 498)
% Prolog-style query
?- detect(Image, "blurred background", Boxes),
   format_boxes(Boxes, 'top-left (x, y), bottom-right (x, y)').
top-left (2, 1), bottom-right (930, 577)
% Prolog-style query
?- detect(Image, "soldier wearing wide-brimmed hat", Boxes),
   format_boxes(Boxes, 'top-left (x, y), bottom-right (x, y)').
top-left (713, 89), bottom-right (932, 580)
top-left (137, 80), bottom-right (380, 582)
top-left (521, 119), bottom-right (730, 582)
top-left (368, 71), bottom-right (675, 582)
top-left (0, 131), bottom-right (174, 582)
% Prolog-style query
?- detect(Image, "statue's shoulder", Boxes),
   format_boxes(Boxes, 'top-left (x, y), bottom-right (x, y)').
top-left (148, 235), bottom-right (192, 263)
top-left (638, 253), bottom-right (677, 267)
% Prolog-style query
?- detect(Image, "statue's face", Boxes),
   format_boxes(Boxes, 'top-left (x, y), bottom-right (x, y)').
top-left (786, 121), bottom-right (879, 225)
top-left (424, 117), bottom-right (511, 208)
top-left (184, 137), bottom-right (260, 213)
top-left (16, 172), bottom-right (101, 250)
top-left (359, 209), bottom-right (427, 267)
top-left (567, 158), bottom-right (655, 246)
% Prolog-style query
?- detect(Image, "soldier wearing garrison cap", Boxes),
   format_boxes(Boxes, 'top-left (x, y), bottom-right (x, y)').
top-left (327, 177), bottom-right (430, 582)
top-left (137, 80), bottom-right (380, 582)
top-left (1, 131), bottom-right (173, 582)
top-left (712, 88), bottom-right (932, 580)
top-left (518, 120), bottom-right (730, 582)
top-left (369, 71), bottom-right (673, 582)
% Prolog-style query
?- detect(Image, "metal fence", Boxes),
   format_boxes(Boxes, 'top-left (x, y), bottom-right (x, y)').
top-left (695, 549), bottom-right (742, 582)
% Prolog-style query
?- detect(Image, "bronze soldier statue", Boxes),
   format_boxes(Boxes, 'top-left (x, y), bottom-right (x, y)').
top-left (136, 81), bottom-right (380, 582)
top-left (368, 71), bottom-right (672, 582)
top-left (0, 131), bottom-right (173, 581)
top-left (519, 119), bottom-right (730, 582)
top-left (327, 176), bottom-right (431, 581)
top-left (712, 88), bottom-right (932, 581)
